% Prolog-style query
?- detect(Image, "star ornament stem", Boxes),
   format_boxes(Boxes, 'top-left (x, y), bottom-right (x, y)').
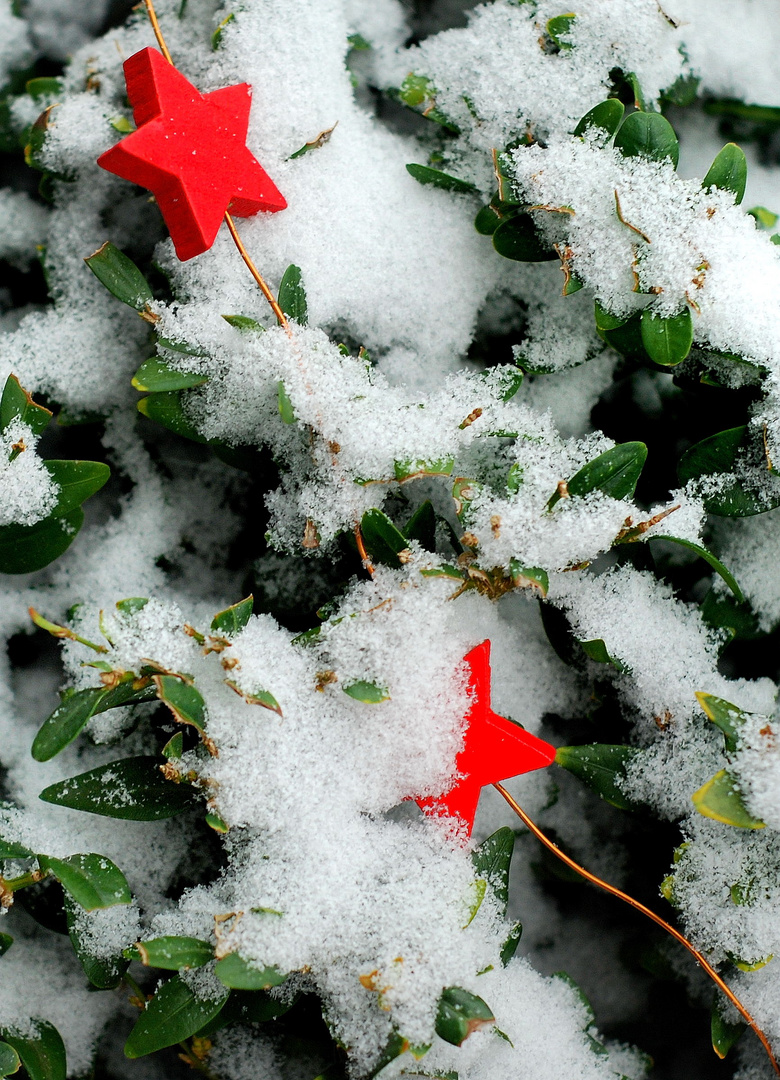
top-left (416, 640), bottom-right (556, 835)
top-left (98, 47), bottom-right (286, 261)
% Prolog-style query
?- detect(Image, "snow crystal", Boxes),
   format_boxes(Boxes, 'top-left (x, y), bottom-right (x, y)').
top-left (0, 420), bottom-right (58, 528)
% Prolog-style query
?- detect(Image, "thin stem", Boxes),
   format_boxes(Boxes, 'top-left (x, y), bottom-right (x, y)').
top-left (141, 0), bottom-right (288, 331)
top-left (353, 523), bottom-right (375, 577)
top-left (178, 1041), bottom-right (220, 1080)
top-left (224, 212), bottom-right (289, 329)
top-left (142, 0), bottom-right (174, 63)
top-left (123, 970), bottom-right (147, 1007)
top-left (493, 782), bottom-right (780, 1077)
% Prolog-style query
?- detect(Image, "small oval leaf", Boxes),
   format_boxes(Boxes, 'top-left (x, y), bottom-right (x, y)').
top-left (131, 357), bottom-right (208, 393)
top-left (405, 164), bottom-right (477, 194)
top-left (614, 111), bottom-right (679, 166)
top-left (555, 744), bottom-right (641, 810)
top-left (124, 974), bottom-right (229, 1058)
top-left (692, 768), bottom-right (765, 829)
top-left (39, 756), bottom-right (200, 820)
top-left (702, 143), bottom-right (747, 204)
top-left (214, 953), bottom-right (287, 990)
top-left (38, 853), bottom-right (131, 910)
top-left (84, 242), bottom-right (153, 311)
top-left (640, 308), bottom-right (693, 367)
top-left (126, 936), bottom-right (214, 970)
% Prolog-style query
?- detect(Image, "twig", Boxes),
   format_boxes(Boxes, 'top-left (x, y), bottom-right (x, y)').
top-left (493, 782), bottom-right (780, 1076)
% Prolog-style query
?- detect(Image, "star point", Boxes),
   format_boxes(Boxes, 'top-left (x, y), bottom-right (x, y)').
top-left (416, 640), bottom-right (556, 835)
top-left (97, 47), bottom-right (286, 261)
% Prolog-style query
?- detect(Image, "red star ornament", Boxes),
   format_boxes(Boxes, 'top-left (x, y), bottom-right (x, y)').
top-left (97, 47), bottom-right (286, 261)
top-left (416, 640), bottom-right (555, 835)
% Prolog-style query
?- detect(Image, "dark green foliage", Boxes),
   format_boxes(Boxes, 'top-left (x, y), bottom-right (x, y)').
top-left (435, 988), bottom-right (494, 1046)
top-left (84, 242), bottom-right (153, 311)
top-left (278, 264), bottom-right (308, 324)
top-left (124, 975), bottom-right (229, 1058)
top-left (39, 757), bottom-right (200, 820)
top-left (613, 111), bottom-right (680, 166)
top-left (555, 744), bottom-right (641, 810)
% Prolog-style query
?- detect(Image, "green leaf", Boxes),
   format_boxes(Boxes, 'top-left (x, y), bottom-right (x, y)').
top-left (277, 382), bottom-right (295, 424)
top-left (499, 922), bottom-right (522, 967)
top-left (137, 391), bottom-right (207, 444)
top-left (278, 265), bottom-right (308, 325)
top-left (361, 508), bottom-right (409, 567)
top-left (555, 744), bottom-right (640, 810)
top-left (0, 837), bottom-right (33, 859)
top-left (701, 587), bottom-right (762, 641)
top-left (462, 879), bottom-right (487, 927)
top-left (368, 1032), bottom-right (411, 1078)
top-left (205, 810), bottom-right (229, 833)
top-left (395, 74), bottom-right (459, 133)
top-left (702, 143), bottom-right (747, 204)
top-left (0, 1023), bottom-right (66, 1080)
top-left (573, 99), bottom-right (624, 139)
top-left (677, 426), bottom-right (780, 516)
top-left (154, 676), bottom-right (207, 733)
top-left (39, 756), bottom-right (200, 820)
top-left (647, 534), bottom-right (743, 601)
top-left (289, 123), bottom-right (338, 159)
top-left (614, 111), bottom-right (679, 166)
top-left (64, 895), bottom-right (128, 989)
top-left (509, 561), bottom-right (549, 596)
top-left (405, 165), bottom-right (477, 194)
top-left (0, 507), bottom-right (85, 575)
top-left (549, 442), bottom-right (647, 509)
top-left (403, 501), bottom-right (436, 550)
top-left (125, 936), bottom-right (214, 970)
top-left (116, 597), bottom-right (149, 615)
top-left (474, 203), bottom-right (502, 235)
top-left (394, 456), bottom-right (454, 482)
top-left (124, 974), bottom-right (229, 1058)
top-left (162, 731), bottom-right (184, 759)
top-left (471, 828), bottom-right (514, 918)
top-left (156, 337), bottom-right (208, 357)
top-left (32, 681), bottom-right (157, 762)
top-left (221, 314), bottom-right (264, 331)
top-left (748, 206), bottom-right (778, 229)
top-left (84, 242), bottom-right (153, 311)
top-left (131, 358), bottom-right (208, 393)
top-left (0, 934), bottom-right (13, 957)
top-left (211, 12), bottom-right (234, 49)
top-left (1, 374), bottom-right (52, 437)
top-left (37, 853), bottom-right (131, 910)
top-left (0, 1041), bottom-right (20, 1077)
top-left (579, 638), bottom-right (626, 671)
top-left (26, 78), bottom-right (62, 99)
top-left (435, 987), bottom-right (494, 1047)
top-left (44, 460), bottom-right (110, 516)
top-left (696, 692), bottom-right (747, 754)
top-left (492, 215), bottom-right (557, 262)
top-left (211, 596), bottom-right (253, 635)
top-left (224, 680), bottom-right (282, 714)
top-left (711, 997), bottom-right (746, 1059)
top-left (342, 680), bottom-right (390, 704)
top-left (214, 953), bottom-right (287, 990)
top-left (692, 769), bottom-right (765, 829)
top-left (640, 308), bottom-right (693, 367)
top-left (546, 13), bottom-right (576, 49)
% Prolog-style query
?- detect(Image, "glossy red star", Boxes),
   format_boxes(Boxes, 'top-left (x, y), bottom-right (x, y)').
top-left (98, 47), bottom-right (286, 261)
top-left (416, 640), bottom-right (556, 834)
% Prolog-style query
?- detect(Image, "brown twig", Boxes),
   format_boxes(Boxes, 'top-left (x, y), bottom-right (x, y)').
top-left (354, 523), bottom-right (375, 577)
top-left (493, 782), bottom-right (780, 1076)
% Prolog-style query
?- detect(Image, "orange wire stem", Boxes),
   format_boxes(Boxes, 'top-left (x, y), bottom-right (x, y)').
top-left (493, 782), bottom-right (780, 1076)
top-left (353, 524), bottom-right (375, 577)
top-left (142, 0), bottom-right (173, 63)
top-left (141, 0), bottom-right (288, 330)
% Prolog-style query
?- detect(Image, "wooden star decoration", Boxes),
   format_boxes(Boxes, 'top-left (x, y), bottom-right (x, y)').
top-left (416, 640), bottom-right (556, 834)
top-left (98, 47), bottom-right (286, 261)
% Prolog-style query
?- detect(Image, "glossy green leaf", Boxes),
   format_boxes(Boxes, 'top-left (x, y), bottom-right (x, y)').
top-left (702, 143), bottom-right (747, 204)
top-left (435, 987), bottom-right (494, 1047)
top-left (0, 507), bottom-right (85, 575)
top-left (64, 895), bottom-right (128, 989)
top-left (677, 426), bottom-right (780, 516)
top-left (225, 680), bottom-right (282, 714)
top-left (492, 215), bottom-right (557, 262)
top-left (549, 442), bottom-right (647, 509)
top-left (39, 756), bottom-right (200, 820)
top-left (221, 314), bottom-right (264, 331)
top-left (137, 391), bottom-right (207, 444)
top-left (125, 936), bottom-right (214, 970)
top-left (579, 638), bottom-right (626, 671)
top-left (214, 952), bottom-right (287, 990)
top-left (361, 508), bottom-right (409, 567)
top-left (84, 242), bottom-right (153, 311)
top-left (38, 852), bottom-right (131, 910)
top-left (711, 997), bottom-right (746, 1059)
top-left (0, 934), bottom-right (13, 956)
top-left (277, 382), bottom-right (295, 424)
top-left (696, 692), bottom-right (747, 754)
top-left (405, 164), bottom-right (477, 194)
top-left (700, 587), bottom-right (762, 641)
top-left (509, 561), bottom-right (549, 596)
top-left (647, 535), bottom-right (743, 601)
top-left (0, 837), bottom-right (33, 859)
top-left (278, 265), bottom-right (308, 325)
top-left (692, 769), bottom-right (765, 829)
top-left (342, 680), bottom-right (390, 704)
top-left (474, 203), bottom-right (502, 235)
top-left (0, 374), bottom-right (52, 437)
top-left (44, 460), bottom-right (110, 516)
top-left (640, 308), bottom-right (693, 367)
top-left (403, 500), bottom-right (436, 550)
top-left (395, 73), bottom-right (459, 132)
top-left (0, 1041), bottom-right (20, 1077)
top-left (154, 676), bottom-right (207, 732)
top-left (0, 1022), bottom-right (66, 1080)
top-left (471, 827), bottom-right (514, 917)
top-left (211, 595), bottom-right (253, 635)
top-left (124, 974), bottom-right (229, 1058)
top-left (131, 357), bottom-right (208, 393)
top-left (573, 99), bottom-right (624, 139)
top-left (162, 731), bottom-right (184, 759)
top-left (555, 744), bottom-right (640, 810)
top-left (32, 681), bottom-right (156, 762)
top-left (546, 13), bottom-right (576, 49)
top-left (614, 111), bottom-right (679, 166)
top-left (500, 922), bottom-right (522, 967)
